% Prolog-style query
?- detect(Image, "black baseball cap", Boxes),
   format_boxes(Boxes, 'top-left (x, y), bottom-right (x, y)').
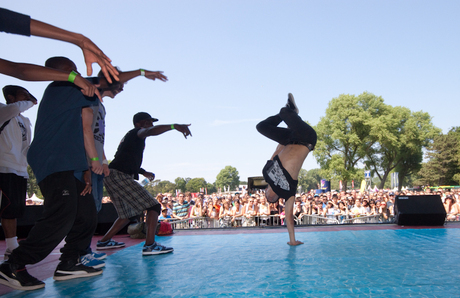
top-left (3, 85), bottom-right (37, 103)
top-left (133, 112), bottom-right (158, 126)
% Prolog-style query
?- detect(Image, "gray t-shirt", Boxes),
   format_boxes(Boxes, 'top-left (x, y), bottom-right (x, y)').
top-left (87, 101), bottom-right (105, 165)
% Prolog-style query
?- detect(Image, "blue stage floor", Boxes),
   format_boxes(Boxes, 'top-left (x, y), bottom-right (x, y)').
top-left (5, 228), bottom-right (460, 297)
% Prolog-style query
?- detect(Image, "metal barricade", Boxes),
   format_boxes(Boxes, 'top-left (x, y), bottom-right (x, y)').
top-left (168, 217), bottom-right (211, 229)
top-left (298, 214), bottom-right (339, 225)
top-left (255, 215), bottom-right (282, 226)
top-left (169, 215), bottom-right (284, 230)
top-left (342, 215), bottom-right (381, 224)
top-left (167, 214), bottom-right (396, 230)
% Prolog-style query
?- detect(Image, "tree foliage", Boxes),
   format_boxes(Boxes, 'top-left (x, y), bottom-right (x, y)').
top-left (27, 165), bottom-right (42, 198)
top-left (314, 92), bottom-right (439, 190)
top-left (206, 183), bottom-right (217, 194)
top-left (146, 180), bottom-right (176, 196)
top-left (144, 177), bottom-right (216, 195)
top-left (415, 127), bottom-right (460, 186)
top-left (186, 178), bottom-right (207, 192)
top-left (365, 107), bottom-right (440, 189)
top-left (298, 168), bottom-right (322, 192)
top-left (215, 166), bottom-right (240, 190)
top-left (314, 92), bottom-right (385, 189)
top-left (174, 177), bottom-right (188, 193)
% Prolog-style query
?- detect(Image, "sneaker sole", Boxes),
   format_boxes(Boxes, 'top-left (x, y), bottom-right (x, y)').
top-left (93, 254), bottom-right (107, 261)
top-left (287, 93), bottom-right (299, 114)
top-left (89, 262), bottom-right (105, 269)
top-left (142, 249), bottom-right (174, 256)
top-left (53, 269), bottom-right (103, 281)
top-left (0, 273), bottom-right (45, 291)
top-left (96, 244), bottom-right (125, 250)
top-left (3, 251), bottom-right (11, 261)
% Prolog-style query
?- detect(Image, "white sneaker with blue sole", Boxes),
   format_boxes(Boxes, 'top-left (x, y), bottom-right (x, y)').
top-left (80, 253), bottom-right (105, 269)
top-left (92, 251), bottom-right (107, 260)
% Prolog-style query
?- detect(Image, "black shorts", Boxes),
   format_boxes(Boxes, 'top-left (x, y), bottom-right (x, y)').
top-left (0, 173), bottom-right (27, 219)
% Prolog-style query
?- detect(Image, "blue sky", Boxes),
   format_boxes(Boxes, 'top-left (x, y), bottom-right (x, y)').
top-left (1, 1), bottom-right (459, 184)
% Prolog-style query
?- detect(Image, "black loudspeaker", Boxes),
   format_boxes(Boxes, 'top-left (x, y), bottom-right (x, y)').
top-left (394, 195), bottom-right (446, 226)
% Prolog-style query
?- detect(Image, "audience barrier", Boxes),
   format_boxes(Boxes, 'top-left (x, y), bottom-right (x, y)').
top-left (163, 214), bottom-right (396, 230)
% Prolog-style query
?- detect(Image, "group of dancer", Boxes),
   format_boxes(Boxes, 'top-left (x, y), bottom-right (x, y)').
top-left (0, 7), bottom-right (316, 292)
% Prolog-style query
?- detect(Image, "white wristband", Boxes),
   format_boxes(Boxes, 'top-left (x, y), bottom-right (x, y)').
top-left (102, 159), bottom-right (109, 165)
top-left (140, 69), bottom-right (145, 77)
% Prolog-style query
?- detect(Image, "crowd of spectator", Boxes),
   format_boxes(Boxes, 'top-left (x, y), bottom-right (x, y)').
top-left (149, 188), bottom-right (460, 228)
top-left (27, 188), bottom-right (460, 227)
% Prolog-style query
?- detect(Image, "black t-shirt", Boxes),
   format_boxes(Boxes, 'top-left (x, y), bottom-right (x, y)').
top-left (27, 82), bottom-right (97, 183)
top-left (109, 128), bottom-right (145, 180)
top-left (262, 155), bottom-right (298, 202)
top-left (0, 8), bottom-right (31, 36)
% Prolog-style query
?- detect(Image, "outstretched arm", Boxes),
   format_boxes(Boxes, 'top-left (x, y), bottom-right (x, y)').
top-left (29, 19), bottom-right (119, 83)
top-left (137, 124), bottom-right (192, 139)
top-left (0, 100), bottom-right (35, 123)
top-left (285, 197), bottom-right (303, 246)
top-left (0, 58), bottom-right (101, 99)
top-left (141, 171), bottom-right (155, 181)
top-left (98, 69), bottom-right (167, 89)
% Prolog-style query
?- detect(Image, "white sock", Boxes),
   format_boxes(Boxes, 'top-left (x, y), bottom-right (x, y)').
top-left (5, 236), bottom-right (19, 251)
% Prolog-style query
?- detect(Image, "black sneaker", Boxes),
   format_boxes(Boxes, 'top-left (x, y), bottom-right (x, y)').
top-left (53, 260), bottom-right (103, 281)
top-left (286, 93), bottom-right (299, 114)
top-left (142, 242), bottom-right (174, 255)
top-left (0, 262), bottom-right (45, 291)
top-left (96, 239), bottom-right (125, 250)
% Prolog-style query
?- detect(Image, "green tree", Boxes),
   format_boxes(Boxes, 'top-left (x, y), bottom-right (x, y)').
top-left (298, 168), bottom-right (321, 192)
top-left (146, 180), bottom-right (176, 196)
top-left (206, 183), bottom-right (217, 194)
top-left (364, 107), bottom-right (440, 189)
top-left (415, 127), bottom-right (460, 186)
top-left (27, 165), bottom-right (42, 198)
top-left (314, 92), bottom-right (385, 190)
top-left (372, 176), bottom-right (391, 189)
top-left (451, 127), bottom-right (460, 184)
top-left (174, 177), bottom-right (188, 193)
top-left (400, 171), bottom-right (417, 189)
top-left (186, 178), bottom-right (207, 192)
top-left (215, 166), bottom-right (240, 191)
top-left (103, 185), bottom-right (109, 197)
top-left (395, 149), bottom-right (423, 190)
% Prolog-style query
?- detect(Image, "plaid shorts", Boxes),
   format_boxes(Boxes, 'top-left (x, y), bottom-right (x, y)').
top-left (104, 169), bottom-right (160, 219)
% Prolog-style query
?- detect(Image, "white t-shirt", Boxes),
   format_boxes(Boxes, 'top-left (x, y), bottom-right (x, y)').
top-left (0, 101), bottom-right (33, 177)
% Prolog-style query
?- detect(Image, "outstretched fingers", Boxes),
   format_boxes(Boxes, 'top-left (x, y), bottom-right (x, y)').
top-left (177, 124), bottom-right (192, 138)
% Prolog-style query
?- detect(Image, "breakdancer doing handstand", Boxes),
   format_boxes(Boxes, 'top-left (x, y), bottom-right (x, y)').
top-left (256, 93), bottom-right (317, 246)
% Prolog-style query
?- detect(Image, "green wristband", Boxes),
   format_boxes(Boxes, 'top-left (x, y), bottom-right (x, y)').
top-left (90, 157), bottom-right (99, 161)
top-left (171, 124), bottom-right (175, 130)
top-left (68, 70), bottom-right (78, 83)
